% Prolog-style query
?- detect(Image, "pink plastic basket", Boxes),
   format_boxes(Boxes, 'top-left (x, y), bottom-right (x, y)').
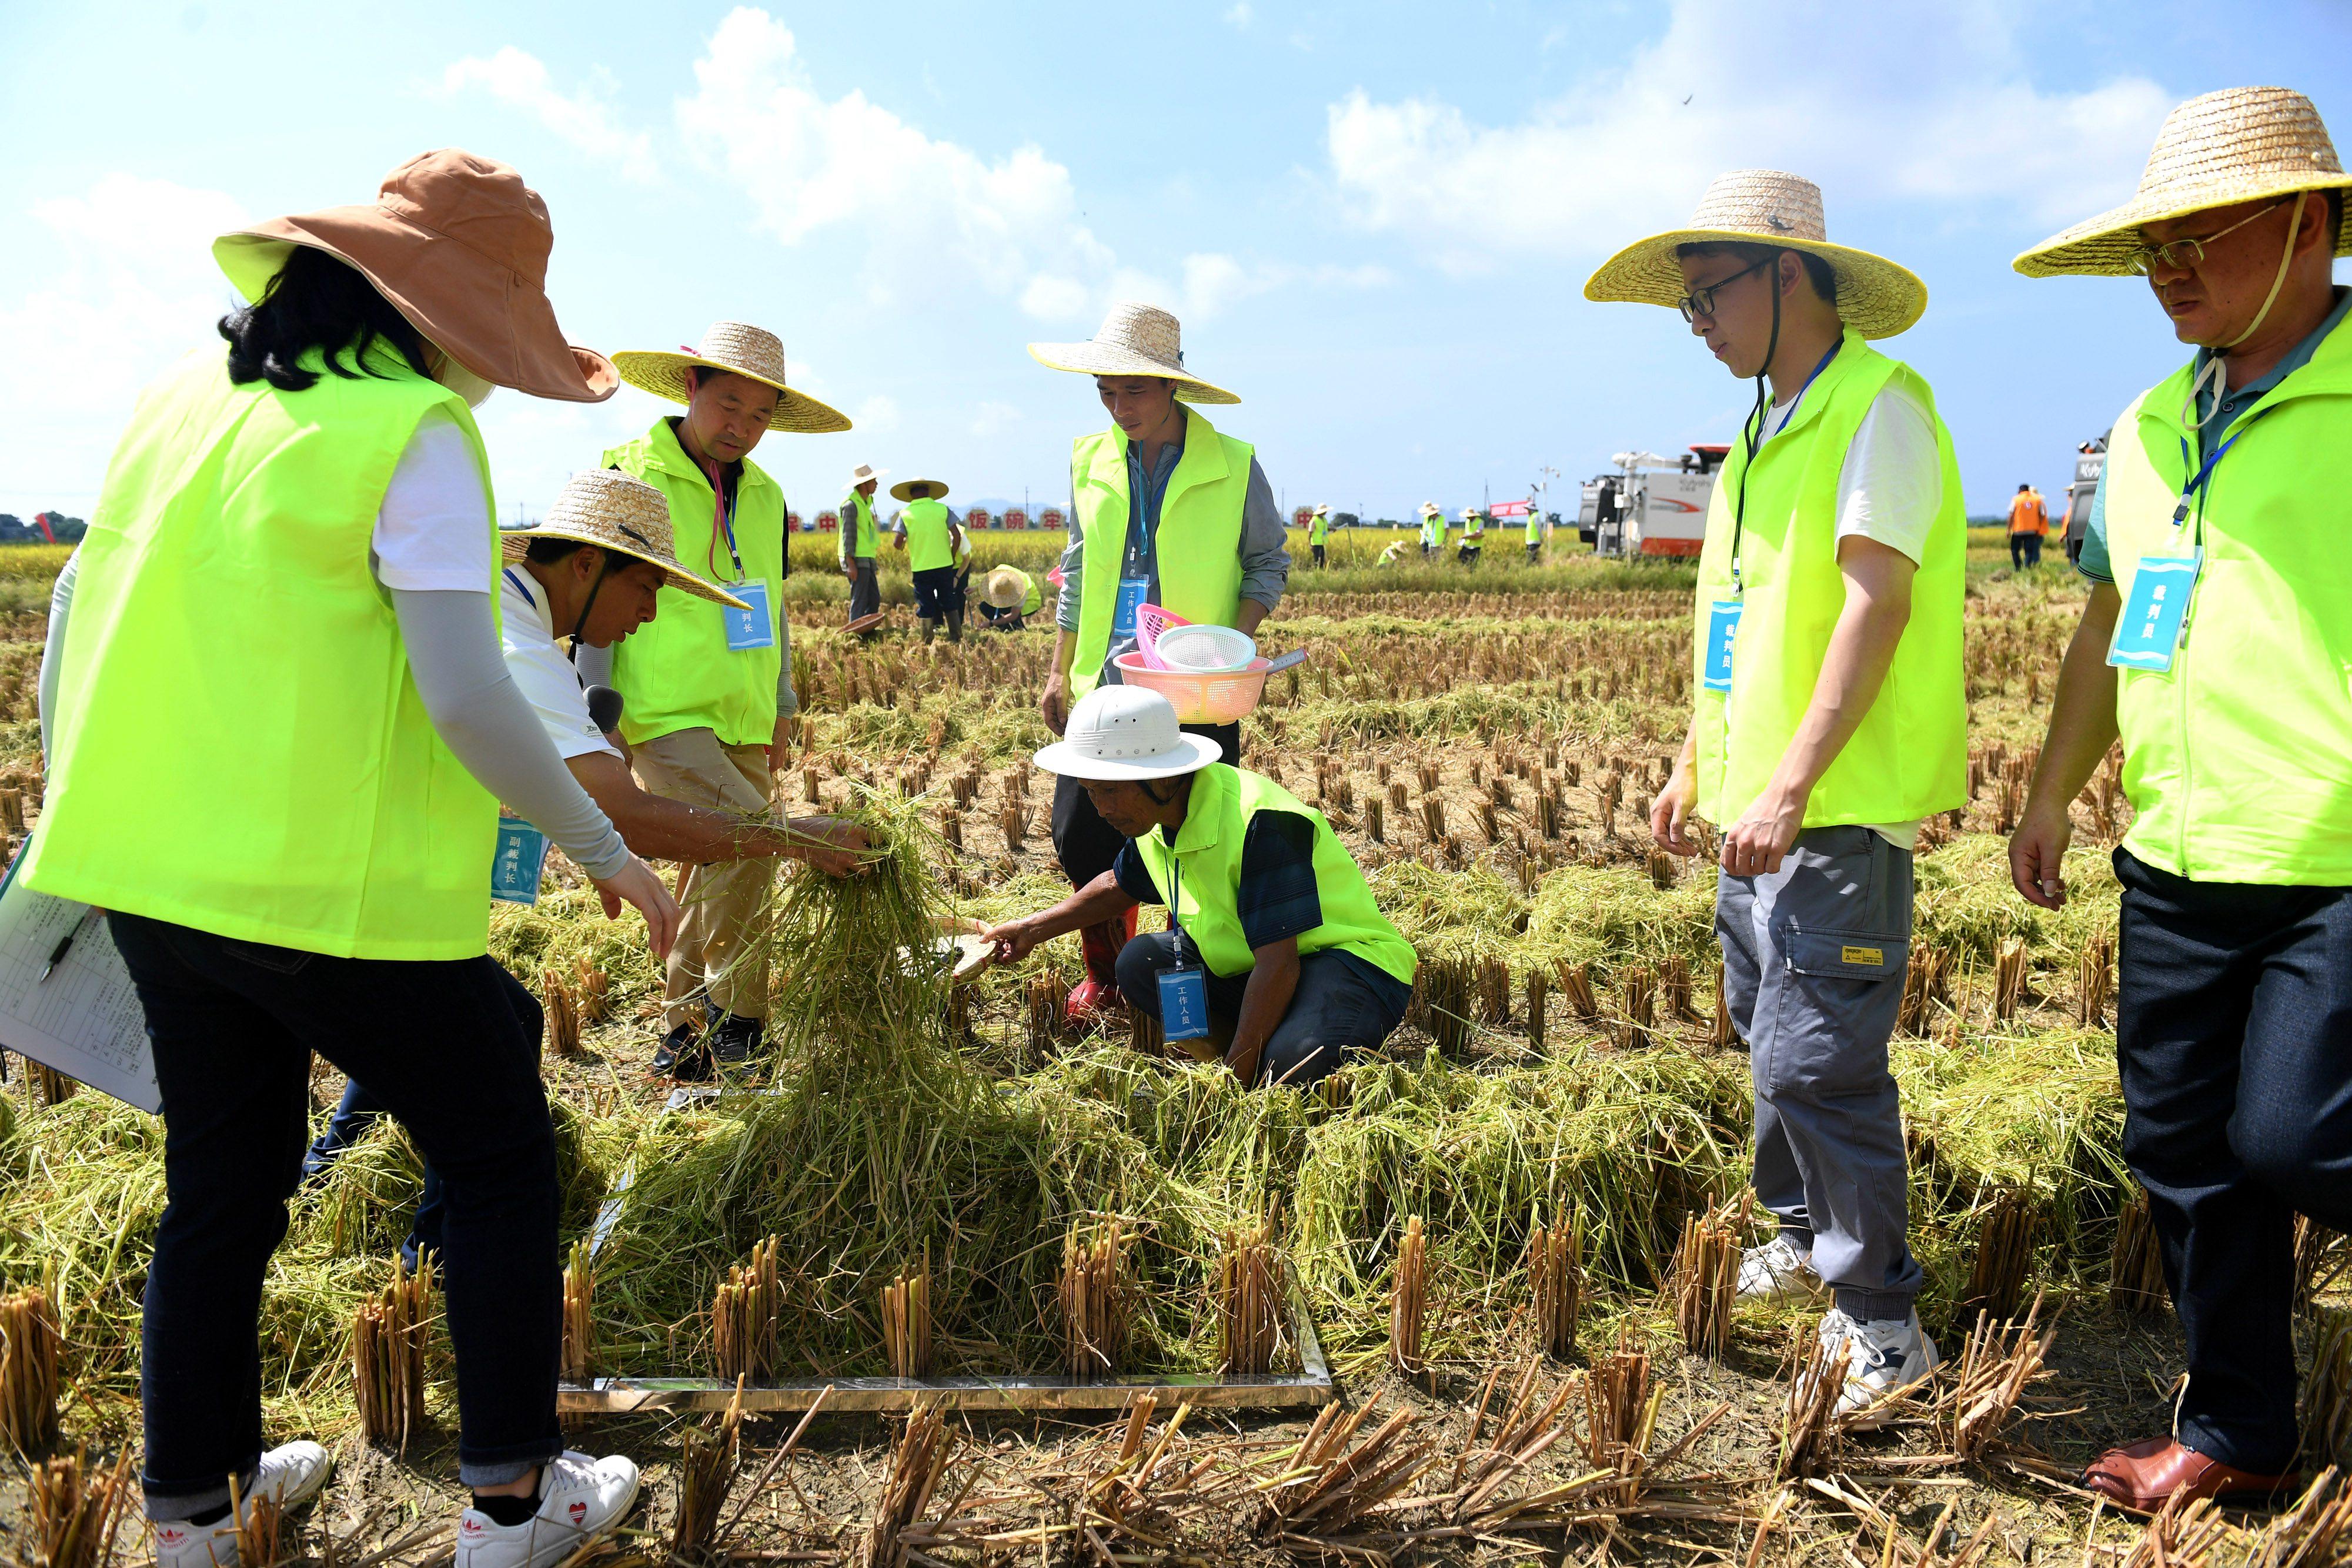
top-left (1113, 652), bottom-right (1272, 725)
top-left (1132, 603), bottom-right (1193, 670)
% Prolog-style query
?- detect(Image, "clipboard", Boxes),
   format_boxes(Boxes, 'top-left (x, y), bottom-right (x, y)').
top-left (0, 837), bottom-right (158, 1112)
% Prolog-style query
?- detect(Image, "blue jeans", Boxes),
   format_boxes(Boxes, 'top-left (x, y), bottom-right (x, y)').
top-left (2113, 848), bottom-right (2352, 1474)
top-left (1114, 931), bottom-right (1411, 1087)
top-left (108, 915), bottom-right (561, 1517)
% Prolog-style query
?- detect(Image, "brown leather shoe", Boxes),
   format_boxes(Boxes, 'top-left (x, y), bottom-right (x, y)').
top-left (2082, 1436), bottom-right (2294, 1514)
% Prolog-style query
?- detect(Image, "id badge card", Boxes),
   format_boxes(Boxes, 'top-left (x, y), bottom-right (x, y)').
top-left (1158, 965), bottom-right (1211, 1042)
top-left (2107, 552), bottom-right (2201, 673)
top-left (490, 816), bottom-right (549, 905)
top-left (722, 579), bottom-right (776, 651)
top-left (1114, 577), bottom-right (1150, 640)
top-left (1702, 600), bottom-right (1742, 693)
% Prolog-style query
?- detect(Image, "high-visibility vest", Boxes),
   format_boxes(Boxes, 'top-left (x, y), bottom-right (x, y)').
top-left (2099, 313), bottom-right (2352, 884)
top-left (24, 347), bottom-right (499, 958)
top-left (1525, 509), bottom-right (1542, 544)
top-left (902, 498), bottom-right (955, 572)
top-left (1464, 513), bottom-right (1484, 540)
top-left (1068, 407), bottom-right (1252, 699)
top-left (993, 567), bottom-right (1043, 616)
top-left (1422, 512), bottom-right (1445, 546)
top-left (605, 417), bottom-right (787, 748)
top-left (840, 490), bottom-right (879, 560)
top-left (2008, 490), bottom-right (2047, 536)
top-left (1308, 512), bottom-right (1328, 544)
top-left (1690, 330), bottom-right (1968, 828)
top-left (1127, 764), bottom-right (1418, 985)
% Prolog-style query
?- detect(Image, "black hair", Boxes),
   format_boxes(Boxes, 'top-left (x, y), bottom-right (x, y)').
top-left (523, 537), bottom-right (610, 566)
top-left (2017, 482), bottom-right (2032, 491)
top-left (218, 246), bottom-right (432, 393)
top-left (2326, 188), bottom-right (2346, 249)
top-left (1674, 240), bottom-right (1838, 304)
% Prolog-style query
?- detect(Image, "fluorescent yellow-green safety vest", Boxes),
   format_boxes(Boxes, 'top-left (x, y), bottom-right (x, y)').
top-left (2099, 312), bottom-right (2352, 884)
top-left (1464, 514), bottom-right (1484, 540)
top-left (606, 417), bottom-right (787, 748)
top-left (1128, 764), bottom-right (1418, 985)
top-left (1068, 407), bottom-right (1253, 699)
top-left (1308, 511), bottom-right (1329, 545)
top-left (1525, 509), bottom-right (1542, 544)
top-left (994, 567), bottom-right (1043, 617)
top-left (902, 498), bottom-right (955, 572)
top-left (840, 490), bottom-right (878, 561)
top-left (25, 348), bottom-right (499, 959)
top-left (1690, 331), bottom-right (1967, 828)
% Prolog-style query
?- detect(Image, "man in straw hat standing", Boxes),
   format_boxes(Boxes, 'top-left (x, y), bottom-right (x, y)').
top-left (888, 477), bottom-right (965, 643)
top-left (1418, 501), bottom-right (1446, 557)
top-left (594, 322), bottom-right (851, 1077)
top-left (1027, 302), bottom-right (1292, 1022)
top-left (2007, 86), bottom-right (2352, 1514)
top-left (1595, 169), bottom-right (1968, 1417)
top-left (1308, 503), bottom-right (1331, 567)
top-left (26, 149), bottom-right (667, 1568)
top-left (1458, 506), bottom-right (1485, 566)
top-left (839, 462), bottom-right (887, 632)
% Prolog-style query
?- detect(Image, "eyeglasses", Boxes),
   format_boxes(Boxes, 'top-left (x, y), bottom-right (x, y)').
top-left (2127, 200), bottom-right (2287, 276)
top-left (1676, 255), bottom-right (1776, 322)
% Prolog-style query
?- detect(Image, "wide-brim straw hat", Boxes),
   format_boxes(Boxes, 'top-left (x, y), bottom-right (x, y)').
top-left (983, 567), bottom-right (1029, 609)
top-left (611, 321), bottom-right (850, 433)
top-left (1311, 503), bottom-right (1330, 516)
top-left (1418, 502), bottom-right (1444, 516)
top-left (847, 463), bottom-right (888, 488)
top-left (1583, 169), bottom-right (1927, 340)
top-left (499, 470), bottom-right (750, 609)
top-left (2016, 87), bottom-right (2352, 277)
top-left (1028, 302), bottom-right (1239, 404)
top-left (213, 149), bottom-right (617, 403)
top-left (890, 477), bottom-right (949, 502)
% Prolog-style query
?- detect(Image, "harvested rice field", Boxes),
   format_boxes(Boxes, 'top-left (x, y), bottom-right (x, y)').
top-left (3, 528), bottom-right (2345, 1567)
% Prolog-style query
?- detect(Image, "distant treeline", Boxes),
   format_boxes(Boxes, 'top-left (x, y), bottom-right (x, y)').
top-left (0, 513), bottom-right (86, 544)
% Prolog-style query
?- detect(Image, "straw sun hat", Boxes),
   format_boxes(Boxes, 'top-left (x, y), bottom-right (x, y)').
top-left (213, 148), bottom-right (617, 403)
top-left (500, 470), bottom-right (750, 609)
top-left (612, 321), bottom-right (850, 433)
top-left (1583, 169), bottom-right (1927, 339)
top-left (2016, 86), bottom-right (2351, 276)
top-left (847, 462), bottom-right (888, 489)
top-left (1418, 502), bottom-right (1444, 517)
top-left (890, 477), bottom-right (949, 502)
top-left (983, 567), bottom-right (1030, 609)
top-left (1028, 302), bottom-right (1239, 404)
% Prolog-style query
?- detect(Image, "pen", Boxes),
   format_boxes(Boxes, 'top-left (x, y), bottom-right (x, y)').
top-left (41, 907), bottom-right (99, 984)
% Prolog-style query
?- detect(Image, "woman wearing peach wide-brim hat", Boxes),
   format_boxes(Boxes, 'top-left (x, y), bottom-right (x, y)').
top-left (24, 149), bottom-right (666, 1567)
top-left (2006, 86), bottom-right (2352, 1517)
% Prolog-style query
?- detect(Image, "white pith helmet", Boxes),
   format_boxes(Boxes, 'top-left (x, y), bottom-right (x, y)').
top-left (1033, 687), bottom-right (1222, 781)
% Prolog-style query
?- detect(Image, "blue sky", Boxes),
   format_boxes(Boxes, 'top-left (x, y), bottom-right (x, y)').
top-left (3, 0), bottom-right (2346, 524)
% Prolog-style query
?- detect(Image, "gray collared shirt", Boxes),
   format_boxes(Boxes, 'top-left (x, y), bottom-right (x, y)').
top-left (1054, 434), bottom-right (1291, 681)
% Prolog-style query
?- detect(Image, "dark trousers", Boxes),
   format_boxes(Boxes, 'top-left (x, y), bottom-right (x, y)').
top-left (911, 566), bottom-right (958, 631)
top-left (978, 605), bottom-right (1027, 631)
top-left (1114, 931), bottom-right (1409, 1087)
top-left (2113, 848), bottom-right (2352, 1475)
top-left (109, 915), bottom-right (562, 1516)
top-left (1311, 544), bottom-right (1325, 567)
top-left (2009, 532), bottom-right (2042, 569)
top-left (1050, 718), bottom-right (1242, 887)
top-left (306, 1078), bottom-right (449, 1272)
top-left (845, 557), bottom-right (880, 623)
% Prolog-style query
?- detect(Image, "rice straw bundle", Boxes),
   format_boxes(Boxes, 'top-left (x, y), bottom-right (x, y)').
top-left (227, 1472), bottom-right (280, 1568)
top-left (1776, 1326), bottom-right (1849, 1481)
top-left (714, 1235), bottom-right (781, 1385)
top-left (1023, 974), bottom-right (1061, 1059)
top-left (542, 968), bottom-right (582, 1056)
top-left (866, 1405), bottom-right (954, 1568)
top-left (1478, 800), bottom-right (1501, 843)
top-left (670, 1383), bottom-right (745, 1560)
top-left (1217, 1211), bottom-right (1282, 1376)
top-left (0, 1285), bottom-right (62, 1453)
top-left (560, 1239), bottom-right (596, 1383)
top-left (1710, 961), bottom-right (1737, 1048)
top-left (1659, 955), bottom-right (1699, 1023)
top-left (1523, 968), bottom-right (1548, 1051)
top-left (1418, 796), bottom-right (1446, 844)
top-left (1612, 967), bottom-right (1655, 1048)
top-left (1058, 1219), bottom-right (1131, 1382)
top-left (1000, 800), bottom-right (1027, 849)
top-left (2076, 935), bottom-right (2114, 1027)
top-left (352, 1253), bottom-right (433, 1449)
top-left (573, 957), bottom-right (610, 1024)
top-left (1899, 944), bottom-right (1956, 1036)
top-left (1962, 1187), bottom-right (2036, 1322)
top-left (1666, 1203), bottom-right (1740, 1359)
top-left (1583, 1334), bottom-right (1659, 1500)
top-left (1527, 1215), bottom-right (1581, 1360)
top-left (2299, 1216), bottom-right (2350, 1312)
top-left (26, 1444), bottom-right (133, 1568)
top-left (2109, 1185), bottom-right (2169, 1318)
top-left (1993, 939), bottom-right (2030, 1021)
top-left (881, 1256), bottom-right (931, 1380)
top-left (1946, 1292), bottom-right (2055, 1462)
top-left (1475, 958), bottom-right (1511, 1026)
top-left (1536, 793), bottom-right (1561, 839)
top-left (1367, 797), bottom-right (1384, 843)
top-left (1645, 846), bottom-right (1676, 890)
top-left (1559, 961), bottom-right (1597, 1021)
top-left (1387, 779), bottom-right (1409, 815)
top-left (28, 1061), bottom-right (74, 1106)
top-left (1388, 1214), bottom-right (1428, 1379)
top-left (1416, 760), bottom-right (1439, 793)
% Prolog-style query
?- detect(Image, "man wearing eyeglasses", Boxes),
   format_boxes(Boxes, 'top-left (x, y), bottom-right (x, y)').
top-left (1589, 170), bottom-right (1967, 1422)
top-left (2008, 88), bottom-right (2352, 1516)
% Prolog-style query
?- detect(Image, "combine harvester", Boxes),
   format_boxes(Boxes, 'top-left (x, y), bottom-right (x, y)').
top-left (1578, 444), bottom-right (1728, 558)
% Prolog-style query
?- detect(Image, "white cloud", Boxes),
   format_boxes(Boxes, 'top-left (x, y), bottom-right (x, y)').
top-left (1324, 0), bottom-right (2171, 269)
top-left (441, 48), bottom-right (659, 183)
top-left (676, 8), bottom-right (1117, 318)
top-left (970, 400), bottom-right (1023, 437)
top-left (1224, 3), bottom-right (1253, 28)
top-left (855, 393), bottom-right (901, 433)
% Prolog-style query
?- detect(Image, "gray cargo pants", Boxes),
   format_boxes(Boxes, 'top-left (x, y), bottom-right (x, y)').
top-left (1717, 825), bottom-right (1923, 1319)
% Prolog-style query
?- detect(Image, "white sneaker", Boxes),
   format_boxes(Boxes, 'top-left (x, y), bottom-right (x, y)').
top-left (455, 1450), bottom-right (641, 1568)
top-left (1736, 1236), bottom-right (1822, 1302)
top-left (151, 1440), bottom-right (333, 1568)
top-left (1813, 1307), bottom-right (1940, 1425)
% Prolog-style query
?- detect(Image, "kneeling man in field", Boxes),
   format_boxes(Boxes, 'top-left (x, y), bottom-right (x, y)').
top-left (1589, 169), bottom-right (1967, 1415)
top-left (982, 687), bottom-right (1416, 1088)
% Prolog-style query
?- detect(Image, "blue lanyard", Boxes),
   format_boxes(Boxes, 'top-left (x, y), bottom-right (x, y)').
top-left (502, 566), bottom-right (533, 602)
top-left (700, 459), bottom-right (746, 581)
top-left (1730, 339), bottom-right (1842, 593)
top-left (2171, 408), bottom-right (2270, 545)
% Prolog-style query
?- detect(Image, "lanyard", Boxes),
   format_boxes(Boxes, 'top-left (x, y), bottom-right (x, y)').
top-left (2170, 407), bottom-right (2270, 549)
top-left (701, 458), bottom-right (746, 582)
top-left (1729, 339), bottom-right (1841, 595)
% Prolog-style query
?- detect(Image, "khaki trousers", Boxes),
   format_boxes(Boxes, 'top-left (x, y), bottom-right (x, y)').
top-left (632, 728), bottom-right (775, 1028)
